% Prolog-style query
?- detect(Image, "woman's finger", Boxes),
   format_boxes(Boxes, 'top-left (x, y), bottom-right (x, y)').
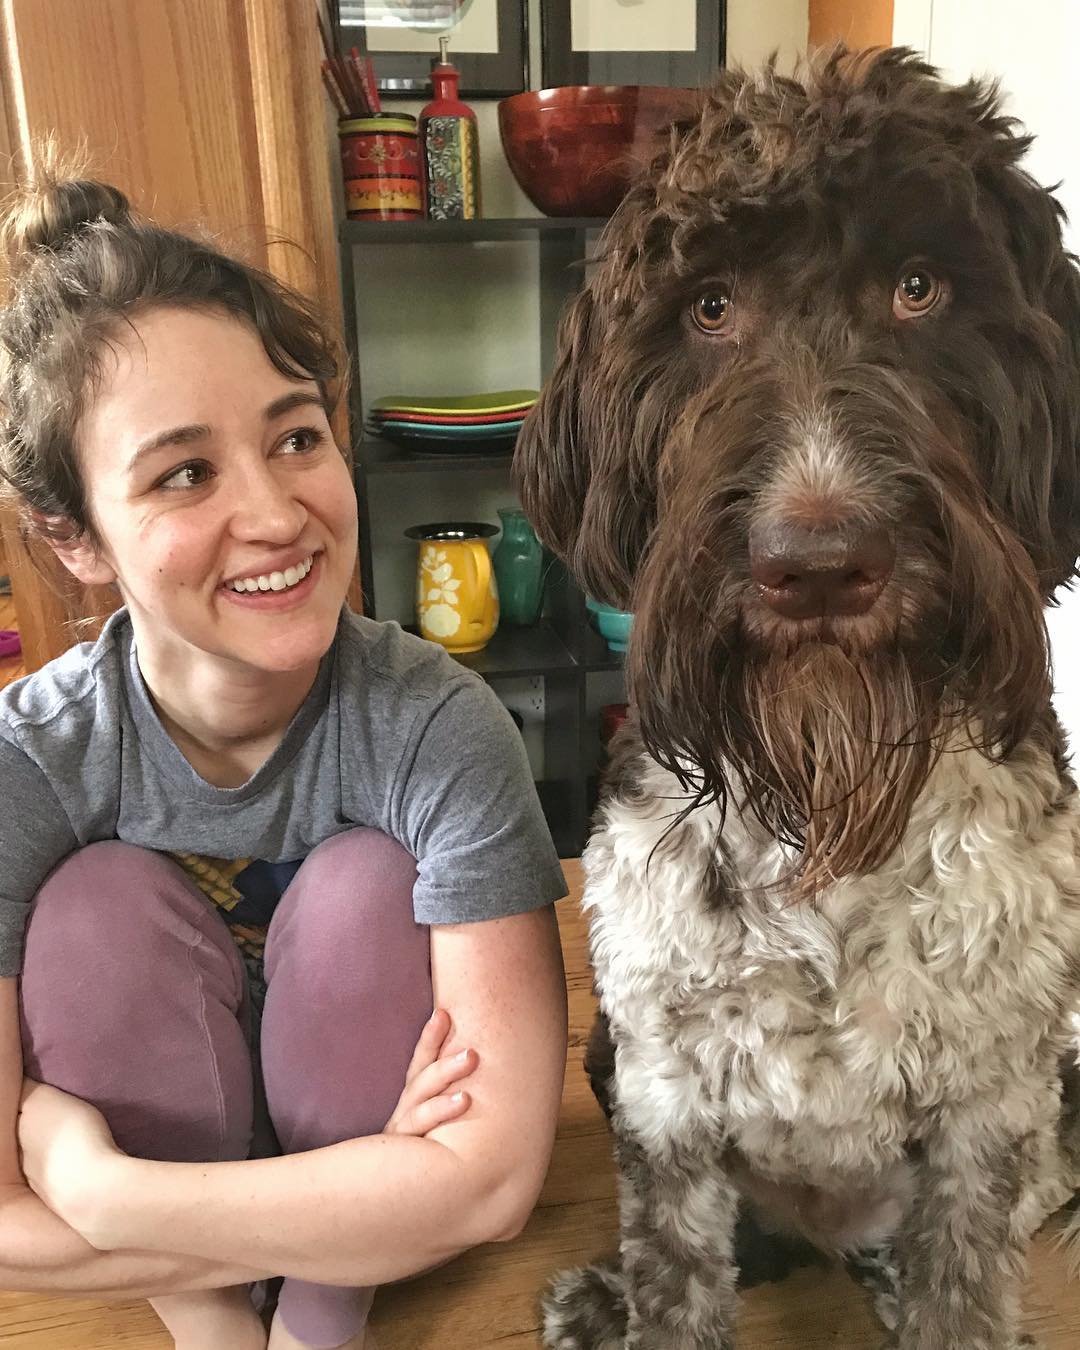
top-left (387, 1048), bottom-right (478, 1133)
top-left (407, 1047), bottom-right (478, 1104)
top-left (396, 1090), bottom-right (471, 1137)
top-left (403, 1008), bottom-right (452, 1085)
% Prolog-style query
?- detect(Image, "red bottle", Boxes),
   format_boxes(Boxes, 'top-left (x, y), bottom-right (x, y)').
top-left (419, 36), bottom-right (481, 220)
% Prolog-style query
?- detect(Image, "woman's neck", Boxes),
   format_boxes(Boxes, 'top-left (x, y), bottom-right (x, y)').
top-left (136, 646), bottom-right (322, 788)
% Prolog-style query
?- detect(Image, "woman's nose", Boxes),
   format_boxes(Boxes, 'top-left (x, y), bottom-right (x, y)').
top-left (229, 464), bottom-right (308, 541)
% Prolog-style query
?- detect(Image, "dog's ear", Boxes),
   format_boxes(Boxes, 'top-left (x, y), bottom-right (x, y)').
top-left (513, 287), bottom-right (597, 588)
top-left (514, 274), bottom-right (663, 611)
top-left (984, 161), bottom-right (1080, 596)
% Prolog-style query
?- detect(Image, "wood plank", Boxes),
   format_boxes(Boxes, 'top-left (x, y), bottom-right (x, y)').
top-left (808, 0), bottom-right (895, 49)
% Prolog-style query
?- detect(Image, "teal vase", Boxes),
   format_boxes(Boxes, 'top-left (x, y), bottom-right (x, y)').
top-left (492, 507), bottom-right (544, 625)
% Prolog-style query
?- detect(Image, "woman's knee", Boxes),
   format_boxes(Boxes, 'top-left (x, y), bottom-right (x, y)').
top-left (19, 841), bottom-right (253, 1162)
top-left (263, 828), bottom-right (425, 978)
top-left (22, 840), bottom-right (245, 1021)
top-left (26, 841), bottom-right (240, 966)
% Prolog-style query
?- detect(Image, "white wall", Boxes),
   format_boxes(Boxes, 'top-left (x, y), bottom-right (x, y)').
top-left (727, 0), bottom-right (808, 71)
top-left (892, 1), bottom-right (1080, 750)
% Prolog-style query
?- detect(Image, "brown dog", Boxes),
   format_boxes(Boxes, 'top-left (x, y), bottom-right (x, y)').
top-left (515, 46), bottom-right (1080, 1350)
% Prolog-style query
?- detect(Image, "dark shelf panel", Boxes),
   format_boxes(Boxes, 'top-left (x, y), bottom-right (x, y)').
top-left (341, 216), bottom-right (607, 245)
top-left (571, 623), bottom-right (627, 673)
top-left (356, 437), bottom-right (515, 475)
top-left (536, 778), bottom-right (582, 860)
top-left (403, 620), bottom-right (625, 679)
top-left (448, 620), bottom-right (577, 679)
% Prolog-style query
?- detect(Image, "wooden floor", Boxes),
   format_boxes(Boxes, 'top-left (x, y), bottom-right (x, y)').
top-left (1, 598), bottom-right (1079, 1347)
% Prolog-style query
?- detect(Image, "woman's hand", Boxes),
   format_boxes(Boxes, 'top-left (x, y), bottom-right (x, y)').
top-left (384, 1007), bottom-right (477, 1137)
top-left (17, 1080), bottom-right (124, 1245)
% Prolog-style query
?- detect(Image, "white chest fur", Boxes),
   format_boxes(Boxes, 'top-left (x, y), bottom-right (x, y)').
top-left (587, 741), bottom-right (1080, 1190)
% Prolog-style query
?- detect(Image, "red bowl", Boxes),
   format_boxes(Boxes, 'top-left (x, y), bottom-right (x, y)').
top-left (498, 85), bottom-right (703, 218)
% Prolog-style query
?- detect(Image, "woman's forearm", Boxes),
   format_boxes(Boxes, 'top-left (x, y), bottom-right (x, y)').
top-left (0, 1183), bottom-right (269, 1297)
top-left (90, 1133), bottom-right (518, 1287)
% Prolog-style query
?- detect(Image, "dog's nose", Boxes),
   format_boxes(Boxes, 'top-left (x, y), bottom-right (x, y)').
top-left (749, 521), bottom-right (894, 619)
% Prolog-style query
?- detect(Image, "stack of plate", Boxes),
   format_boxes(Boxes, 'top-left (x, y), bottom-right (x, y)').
top-left (367, 390), bottom-right (538, 454)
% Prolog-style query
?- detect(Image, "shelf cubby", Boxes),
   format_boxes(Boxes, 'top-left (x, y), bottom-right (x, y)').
top-left (342, 214), bottom-right (620, 853)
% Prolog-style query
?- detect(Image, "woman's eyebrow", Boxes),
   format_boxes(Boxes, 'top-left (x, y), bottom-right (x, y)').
top-left (264, 391), bottom-right (326, 421)
top-left (126, 392), bottom-right (324, 473)
top-left (127, 423), bottom-right (209, 472)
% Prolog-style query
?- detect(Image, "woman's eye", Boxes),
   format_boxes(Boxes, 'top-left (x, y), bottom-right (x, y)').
top-left (893, 265), bottom-right (947, 319)
top-left (279, 427), bottom-right (325, 454)
top-left (159, 461), bottom-right (212, 490)
top-left (691, 291), bottom-right (732, 333)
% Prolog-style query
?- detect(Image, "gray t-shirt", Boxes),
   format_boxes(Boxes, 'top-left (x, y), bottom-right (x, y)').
top-left (0, 607), bottom-right (567, 976)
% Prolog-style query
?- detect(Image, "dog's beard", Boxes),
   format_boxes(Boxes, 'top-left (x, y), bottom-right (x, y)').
top-left (728, 642), bottom-right (944, 896)
top-left (630, 612), bottom-right (952, 896)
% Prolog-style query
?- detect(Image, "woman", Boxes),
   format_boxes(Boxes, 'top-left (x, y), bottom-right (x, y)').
top-left (0, 167), bottom-right (567, 1350)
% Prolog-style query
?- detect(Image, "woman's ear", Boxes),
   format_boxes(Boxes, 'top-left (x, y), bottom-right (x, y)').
top-left (36, 518), bottom-right (117, 586)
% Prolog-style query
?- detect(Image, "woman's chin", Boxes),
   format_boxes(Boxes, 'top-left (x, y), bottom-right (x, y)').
top-left (241, 611), bottom-right (341, 675)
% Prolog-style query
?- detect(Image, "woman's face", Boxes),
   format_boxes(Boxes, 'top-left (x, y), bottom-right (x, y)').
top-left (59, 305), bottom-right (357, 682)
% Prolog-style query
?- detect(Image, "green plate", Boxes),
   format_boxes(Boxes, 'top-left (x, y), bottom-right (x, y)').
top-left (371, 389), bottom-right (539, 416)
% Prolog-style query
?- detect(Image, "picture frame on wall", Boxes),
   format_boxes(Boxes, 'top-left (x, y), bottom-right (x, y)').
top-left (336, 0), bottom-right (528, 98)
top-left (542, 0), bottom-right (725, 89)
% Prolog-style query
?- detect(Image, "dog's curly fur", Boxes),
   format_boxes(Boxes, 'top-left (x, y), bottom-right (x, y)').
top-left (514, 46), bottom-right (1080, 1350)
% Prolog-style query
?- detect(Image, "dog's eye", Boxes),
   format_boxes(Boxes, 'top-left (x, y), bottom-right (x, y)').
top-left (893, 267), bottom-right (945, 319)
top-left (692, 291), bottom-right (732, 333)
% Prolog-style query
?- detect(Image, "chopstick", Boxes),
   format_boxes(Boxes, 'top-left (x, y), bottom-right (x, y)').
top-left (315, 4), bottom-right (335, 63)
top-left (316, 5), bottom-right (380, 119)
top-left (320, 59), bottom-right (351, 117)
top-left (350, 47), bottom-right (382, 117)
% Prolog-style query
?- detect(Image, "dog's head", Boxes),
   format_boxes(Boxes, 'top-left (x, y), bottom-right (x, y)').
top-left (514, 47), bottom-right (1080, 888)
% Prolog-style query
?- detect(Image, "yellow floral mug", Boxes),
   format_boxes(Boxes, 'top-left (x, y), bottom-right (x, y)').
top-left (404, 522), bottom-right (500, 655)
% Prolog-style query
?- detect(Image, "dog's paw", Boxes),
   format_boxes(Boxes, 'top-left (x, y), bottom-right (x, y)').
top-left (541, 1262), bottom-right (627, 1350)
top-left (844, 1245), bottom-right (900, 1332)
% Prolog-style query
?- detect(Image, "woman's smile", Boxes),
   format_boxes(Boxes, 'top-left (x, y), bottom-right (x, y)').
top-left (220, 551), bottom-right (323, 609)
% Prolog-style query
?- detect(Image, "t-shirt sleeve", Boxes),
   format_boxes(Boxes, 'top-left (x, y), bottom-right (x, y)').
top-left (394, 676), bottom-right (568, 924)
top-left (0, 734), bottom-right (80, 976)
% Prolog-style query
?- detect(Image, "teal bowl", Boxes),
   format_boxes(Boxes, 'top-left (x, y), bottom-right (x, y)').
top-left (585, 597), bottom-right (633, 653)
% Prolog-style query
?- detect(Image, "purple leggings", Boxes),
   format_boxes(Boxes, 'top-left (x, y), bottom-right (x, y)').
top-left (18, 829), bottom-right (432, 1349)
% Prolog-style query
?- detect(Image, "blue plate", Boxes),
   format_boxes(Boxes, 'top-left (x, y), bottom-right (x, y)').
top-left (374, 418), bottom-right (525, 439)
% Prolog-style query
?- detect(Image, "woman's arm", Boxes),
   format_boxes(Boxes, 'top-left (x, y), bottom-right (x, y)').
top-left (25, 905), bottom-right (567, 1287)
top-left (0, 978), bottom-right (269, 1296)
top-left (0, 1183), bottom-right (270, 1296)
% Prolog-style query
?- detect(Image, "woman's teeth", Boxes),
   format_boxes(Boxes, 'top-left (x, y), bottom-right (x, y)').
top-left (228, 555), bottom-right (314, 594)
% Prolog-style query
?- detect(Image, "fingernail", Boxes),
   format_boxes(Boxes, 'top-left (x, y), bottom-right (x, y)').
top-left (455, 1048), bottom-right (471, 1063)
top-left (450, 1092), bottom-right (465, 1104)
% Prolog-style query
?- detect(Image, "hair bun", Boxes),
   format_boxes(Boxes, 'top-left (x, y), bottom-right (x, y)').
top-left (5, 170), bottom-right (134, 263)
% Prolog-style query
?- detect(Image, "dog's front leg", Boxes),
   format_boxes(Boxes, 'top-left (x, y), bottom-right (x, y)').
top-left (616, 1134), bottom-right (740, 1349)
top-left (895, 1106), bottom-right (1026, 1350)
